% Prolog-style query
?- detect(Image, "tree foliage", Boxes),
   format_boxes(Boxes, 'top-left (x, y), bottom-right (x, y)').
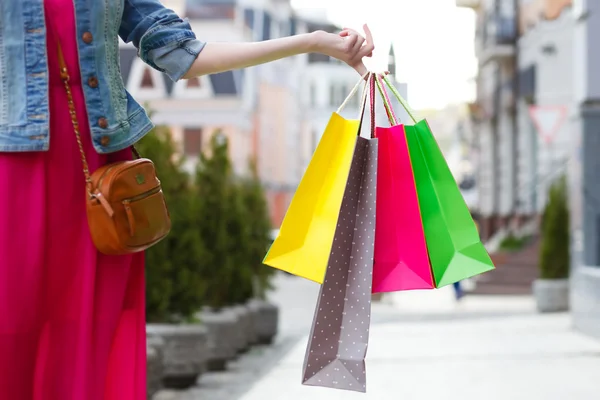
top-left (137, 126), bottom-right (207, 322)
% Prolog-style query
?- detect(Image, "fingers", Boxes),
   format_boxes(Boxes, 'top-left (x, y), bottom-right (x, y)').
top-left (353, 35), bottom-right (366, 55)
top-left (340, 28), bottom-right (360, 48)
top-left (338, 24), bottom-right (376, 71)
top-left (344, 32), bottom-right (359, 52)
top-left (358, 24), bottom-right (375, 58)
top-left (341, 25), bottom-right (375, 58)
top-left (363, 24), bottom-right (374, 45)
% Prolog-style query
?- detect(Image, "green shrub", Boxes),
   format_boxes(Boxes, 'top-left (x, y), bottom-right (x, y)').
top-left (195, 131), bottom-right (236, 310)
top-left (538, 176), bottom-right (570, 280)
top-left (195, 132), bottom-right (276, 308)
top-left (239, 160), bottom-right (275, 300)
top-left (224, 179), bottom-right (254, 304)
top-left (137, 126), bottom-right (207, 322)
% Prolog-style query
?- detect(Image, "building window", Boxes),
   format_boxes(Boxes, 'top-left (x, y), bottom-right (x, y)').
top-left (141, 69), bottom-right (154, 88)
top-left (186, 4), bottom-right (235, 19)
top-left (263, 12), bottom-right (272, 41)
top-left (183, 128), bottom-right (203, 156)
top-left (330, 85), bottom-right (337, 107)
top-left (187, 77), bottom-right (201, 88)
top-left (308, 53), bottom-right (331, 63)
top-left (244, 8), bottom-right (254, 29)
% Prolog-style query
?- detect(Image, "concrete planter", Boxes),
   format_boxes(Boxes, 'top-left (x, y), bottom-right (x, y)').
top-left (197, 308), bottom-right (239, 371)
top-left (245, 301), bottom-right (261, 345)
top-left (146, 324), bottom-right (209, 389)
top-left (228, 305), bottom-right (252, 353)
top-left (146, 335), bottom-right (165, 400)
top-left (533, 278), bottom-right (570, 313)
top-left (247, 299), bottom-right (279, 345)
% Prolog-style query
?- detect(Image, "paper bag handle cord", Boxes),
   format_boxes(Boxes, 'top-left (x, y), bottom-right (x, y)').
top-left (374, 74), bottom-right (398, 126)
top-left (381, 74), bottom-right (418, 124)
top-left (337, 71), bottom-right (371, 116)
top-left (355, 72), bottom-right (371, 136)
top-left (370, 74), bottom-right (376, 138)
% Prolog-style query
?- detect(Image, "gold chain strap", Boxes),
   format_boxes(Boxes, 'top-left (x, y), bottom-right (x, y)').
top-left (56, 53), bottom-right (94, 197)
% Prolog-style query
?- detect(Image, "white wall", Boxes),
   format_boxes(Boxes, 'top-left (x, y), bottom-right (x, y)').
top-left (517, 9), bottom-right (574, 213)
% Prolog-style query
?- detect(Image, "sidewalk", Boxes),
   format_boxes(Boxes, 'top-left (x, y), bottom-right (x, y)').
top-left (239, 287), bottom-right (600, 400)
top-left (155, 274), bottom-right (321, 400)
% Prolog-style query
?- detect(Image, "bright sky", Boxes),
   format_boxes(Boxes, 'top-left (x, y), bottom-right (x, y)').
top-left (291, 0), bottom-right (478, 110)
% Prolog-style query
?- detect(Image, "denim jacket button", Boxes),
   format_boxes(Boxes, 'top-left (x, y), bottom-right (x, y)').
top-left (88, 77), bottom-right (98, 88)
top-left (100, 136), bottom-right (110, 146)
top-left (98, 117), bottom-right (108, 129)
top-left (82, 32), bottom-right (93, 44)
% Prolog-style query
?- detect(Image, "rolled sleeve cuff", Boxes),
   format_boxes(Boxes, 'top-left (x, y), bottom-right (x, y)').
top-left (146, 38), bottom-right (206, 81)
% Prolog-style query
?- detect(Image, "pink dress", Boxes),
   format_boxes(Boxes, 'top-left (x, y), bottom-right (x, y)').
top-left (0, 1), bottom-right (146, 399)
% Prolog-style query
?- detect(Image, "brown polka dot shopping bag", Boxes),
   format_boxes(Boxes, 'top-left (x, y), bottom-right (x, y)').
top-left (302, 74), bottom-right (379, 393)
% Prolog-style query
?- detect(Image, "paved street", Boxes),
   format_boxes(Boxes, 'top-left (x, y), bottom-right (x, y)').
top-left (155, 273), bottom-right (321, 400)
top-left (157, 275), bottom-right (600, 400)
top-left (240, 282), bottom-right (600, 400)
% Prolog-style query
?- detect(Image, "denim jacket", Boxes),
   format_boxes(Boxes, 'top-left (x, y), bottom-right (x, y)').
top-left (0, 0), bottom-right (205, 153)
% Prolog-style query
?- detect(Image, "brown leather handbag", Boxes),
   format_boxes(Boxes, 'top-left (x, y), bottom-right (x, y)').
top-left (55, 40), bottom-right (171, 255)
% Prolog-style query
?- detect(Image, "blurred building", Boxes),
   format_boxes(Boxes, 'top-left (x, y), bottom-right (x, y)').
top-left (458, 0), bottom-right (575, 241)
top-left (460, 0), bottom-right (600, 339)
top-left (516, 0), bottom-right (574, 221)
top-left (457, 0), bottom-right (519, 241)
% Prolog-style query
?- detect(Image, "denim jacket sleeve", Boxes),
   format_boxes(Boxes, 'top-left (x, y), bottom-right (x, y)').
top-left (119, 0), bottom-right (206, 81)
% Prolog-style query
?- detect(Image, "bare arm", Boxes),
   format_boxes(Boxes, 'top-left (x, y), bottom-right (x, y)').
top-left (183, 25), bottom-right (375, 79)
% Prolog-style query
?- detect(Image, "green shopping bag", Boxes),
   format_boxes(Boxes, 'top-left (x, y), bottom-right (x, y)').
top-left (380, 76), bottom-right (494, 287)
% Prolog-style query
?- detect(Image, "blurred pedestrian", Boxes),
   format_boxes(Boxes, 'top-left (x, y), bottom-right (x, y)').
top-left (453, 281), bottom-right (465, 301)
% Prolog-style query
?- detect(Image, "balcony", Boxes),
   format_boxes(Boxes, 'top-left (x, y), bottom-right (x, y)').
top-left (477, 15), bottom-right (517, 65)
top-left (455, 0), bottom-right (480, 9)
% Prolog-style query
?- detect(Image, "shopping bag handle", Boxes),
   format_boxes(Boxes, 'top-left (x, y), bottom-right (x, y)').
top-left (369, 73), bottom-right (379, 138)
top-left (337, 72), bottom-right (370, 119)
top-left (374, 74), bottom-right (398, 126)
top-left (355, 73), bottom-right (374, 137)
top-left (380, 74), bottom-right (418, 124)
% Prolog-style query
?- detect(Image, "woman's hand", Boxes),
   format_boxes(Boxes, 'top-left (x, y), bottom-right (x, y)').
top-left (310, 24), bottom-right (375, 76)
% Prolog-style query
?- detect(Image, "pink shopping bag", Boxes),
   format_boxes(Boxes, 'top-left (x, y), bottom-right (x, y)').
top-left (372, 77), bottom-right (434, 292)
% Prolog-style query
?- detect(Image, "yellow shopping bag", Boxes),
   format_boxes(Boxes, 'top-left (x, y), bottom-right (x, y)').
top-left (264, 75), bottom-right (370, 283)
